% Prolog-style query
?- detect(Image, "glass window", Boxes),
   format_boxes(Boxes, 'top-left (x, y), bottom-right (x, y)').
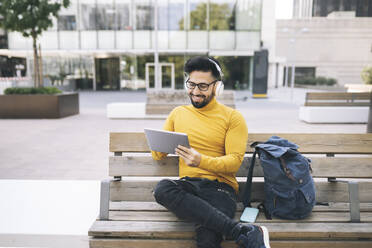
top-left (0, 56), bottom-right (27, 77)
top-left (80, 1), bottom-right (97, 30)
top-left (137, 55), bottom-right (154, 80)
top-left (312, 0), bottom-right (367, 17)
top-left (189, 0), bottom-right (207, 30)
top-left (356, 0), bottom-right (372, 17)
top-left (58, 15), bottom-right (76, 30)
top-left (96, 4), bottom-right (116, 30)
top-left (161, 66), bottom-right (172, 88)
top-left (120, 55), bottom-right (136, 85)
top-left (135, 1), bottom-right (154, 30)
top-left (0, 33), bottom-right (7, 49)
top-left (159, 55), bottom-right (186, 89)
top-left (158, 0), bottom-right (185, 30)
top-left (293, 67), bottom-right (317, 85)
top-left (235, 0), bottom-right (261, 30)
top-left (295, 67), bottom-right (316, 78)
top-left (169, 2), bottom-right (185, 30)
top-left (157, 1), bottom-right (168, 30)
top-left (116, 0), bottom-right (132, 30)
top-left (209, 0), bottom-right (236, 30)
top-left (217, 56), bottom-right (251, 89)
top-left (95, 57), bottom-right (120, 90)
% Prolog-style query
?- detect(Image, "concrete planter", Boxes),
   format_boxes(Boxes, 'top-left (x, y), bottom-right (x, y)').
top-left (0, 93), bottom-right (79, 118)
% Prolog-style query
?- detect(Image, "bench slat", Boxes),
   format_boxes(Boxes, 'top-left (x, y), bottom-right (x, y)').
top-left (109, 201), bottom-right (372, 212)
top-left (306, 92), bottom-right (370, 100)
top-left (304, 102), bottom-right (369, 107)
top-left (110, 180), bottom-right (372, 203)
top-left (89, 221), bottom-right (372, 239)
top-left (110, 133), bottom-right (372, 154)
top-left (109, 156), bottom-right (372, 178)
top-left (108, 210), bottom-right (372, 223)
top-left (90, 239), bottom-right (372, 248)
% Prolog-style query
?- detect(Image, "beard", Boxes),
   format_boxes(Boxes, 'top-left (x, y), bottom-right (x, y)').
top-left (189, 91), bottom-right (215, 108)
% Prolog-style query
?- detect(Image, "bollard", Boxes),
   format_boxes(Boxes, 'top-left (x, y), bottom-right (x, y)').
top-left (368, 92), bottom-right (372, 133)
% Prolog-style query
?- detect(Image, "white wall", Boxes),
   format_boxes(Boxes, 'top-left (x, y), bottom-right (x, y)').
top-left (8, 32), bottom-right (32, 50)
top-left (276, 18), bottom-right (372, 85)
top-left (262, 0), bottom-right (277, 58)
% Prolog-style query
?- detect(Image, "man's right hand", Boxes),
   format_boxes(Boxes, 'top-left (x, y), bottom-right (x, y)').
top-left (175, 145), bottom-right (201, 167)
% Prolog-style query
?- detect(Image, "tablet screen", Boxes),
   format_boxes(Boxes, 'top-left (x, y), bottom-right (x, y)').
top-left (144, 128), bottom-right (190, 154)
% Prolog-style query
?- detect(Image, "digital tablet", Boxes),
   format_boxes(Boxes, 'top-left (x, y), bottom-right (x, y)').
top-left (144, 128), bottom-right (190, 154)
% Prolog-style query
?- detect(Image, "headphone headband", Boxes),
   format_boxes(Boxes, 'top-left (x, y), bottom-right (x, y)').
top-left (208, 58), bottom-right (223, 79)
top-left (207, 58), bottom-right (224, 97)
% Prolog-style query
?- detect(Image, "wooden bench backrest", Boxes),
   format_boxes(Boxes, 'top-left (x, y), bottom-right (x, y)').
top-left (304, 92), bottom-right (371, 106)
top-left (110, 133), bottom-right (372, 154)
top-left (109, 132), bottom-right (372, 203)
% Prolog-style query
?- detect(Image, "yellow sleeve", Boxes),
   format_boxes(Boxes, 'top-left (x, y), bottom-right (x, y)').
top-left (151, 108), bottom-right (177, 160)
top-left (198, 110), bottom-right (248, 173)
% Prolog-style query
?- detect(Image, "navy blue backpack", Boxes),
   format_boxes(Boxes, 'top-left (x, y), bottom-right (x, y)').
top-left (243, 136), bottom-right (316, 220)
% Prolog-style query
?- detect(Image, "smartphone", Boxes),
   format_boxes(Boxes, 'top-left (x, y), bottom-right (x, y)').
top-left (240, 207), bottom-right (259, 223)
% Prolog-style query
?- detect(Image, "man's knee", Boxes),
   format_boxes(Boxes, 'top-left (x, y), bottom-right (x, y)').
top-left (153, 179), bottom-right (179, 205)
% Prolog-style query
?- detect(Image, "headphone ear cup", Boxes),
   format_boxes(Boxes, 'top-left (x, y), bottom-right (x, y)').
top-left (215, 81), bottom-right (224, 97)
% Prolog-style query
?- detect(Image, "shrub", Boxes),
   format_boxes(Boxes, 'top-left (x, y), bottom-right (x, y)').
top-left (361, 66), bottom-right (372, 85)
top-left (295, 76), bottom-right (337, 86)
top-left (316, 76), bottom-right (328, 85)
top-left (295, 77), bottom-right (316, 85)
top-left (326, 78), bottom-right (337, 86)
top-left (4, 87), bottom-right (63, 95)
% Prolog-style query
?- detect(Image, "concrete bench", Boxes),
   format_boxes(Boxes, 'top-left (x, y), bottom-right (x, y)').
top-left (89, 132), bottom-right (372, 248)
top-left (299, 92), bottom-right (371, 123)
top-left (146, 90), bottom-right (235, 115)
top-left (107, 102), bottom-right (146, 118)
top-left (345, 84), bottom-right (372, 93)
top-left (107, 102), bottom-right (165, 119)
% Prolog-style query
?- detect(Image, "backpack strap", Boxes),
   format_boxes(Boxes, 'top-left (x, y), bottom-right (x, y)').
top-left (242, 149), bottom-right (257, 208)
top-left (279, 156), bottom-right (297, 182)
top-left (258, 203), bottom-right (272, 220)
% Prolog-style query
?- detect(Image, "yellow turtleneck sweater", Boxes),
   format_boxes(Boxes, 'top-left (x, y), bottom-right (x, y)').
top-left (151, 97), bottom-right (248, 192)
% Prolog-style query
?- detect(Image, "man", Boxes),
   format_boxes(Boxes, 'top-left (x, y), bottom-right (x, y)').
top-left (152, 56), bottom-right (270, 248)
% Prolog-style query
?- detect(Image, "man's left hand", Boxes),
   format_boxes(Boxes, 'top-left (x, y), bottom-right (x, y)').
top-left (175, 145), bottom-right (201, 167)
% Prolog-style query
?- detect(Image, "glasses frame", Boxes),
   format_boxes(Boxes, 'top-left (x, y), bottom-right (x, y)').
top-left (186, 79), bottom-right (218, 91)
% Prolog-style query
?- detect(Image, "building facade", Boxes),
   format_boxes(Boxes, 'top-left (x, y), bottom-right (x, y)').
top-left (281, 0), bottom-right (372, 86)
top-left (0, 0), bottom-right (277, 91)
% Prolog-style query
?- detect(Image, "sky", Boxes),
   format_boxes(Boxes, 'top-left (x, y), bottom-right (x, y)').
top-left (275, 0), bottom-right (294, 19)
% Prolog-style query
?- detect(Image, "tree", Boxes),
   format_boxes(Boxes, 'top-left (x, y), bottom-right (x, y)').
top-left (361, 66), bottom-right (372, 85)
top-left (178, 3), bottom-right (234, 30)
top-left (0, 0), bottom-right (70, 88)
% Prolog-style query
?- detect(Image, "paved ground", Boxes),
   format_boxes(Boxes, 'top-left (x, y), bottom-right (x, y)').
top-left (0, 87), bottom-right (367, 248)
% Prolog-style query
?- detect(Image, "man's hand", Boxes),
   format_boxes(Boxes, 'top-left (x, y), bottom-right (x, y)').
top-left (175, 145), bottom-right (201, 167)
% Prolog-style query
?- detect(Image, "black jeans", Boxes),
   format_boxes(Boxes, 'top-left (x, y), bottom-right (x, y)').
top-left (153, 177), bottom-right (238, 248)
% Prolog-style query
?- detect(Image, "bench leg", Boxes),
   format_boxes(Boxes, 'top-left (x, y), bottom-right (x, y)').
top-left (348, 181), bottom-right (360, 223)
top-left (99, 179), bottom-right (111, 220)
top-left (328, 179), bottom-right (361, 222)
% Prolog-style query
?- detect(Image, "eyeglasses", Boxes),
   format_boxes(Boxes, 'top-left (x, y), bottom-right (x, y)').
top-left (186, 80), bottom-right (218, 91)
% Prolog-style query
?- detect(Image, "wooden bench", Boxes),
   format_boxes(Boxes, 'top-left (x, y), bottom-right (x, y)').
top-left (89, 132), bottom-right (372, 248)
top-left (146, 90), bottom-right (235, 115)
top-left (299, 92), bottom-right (371, 123)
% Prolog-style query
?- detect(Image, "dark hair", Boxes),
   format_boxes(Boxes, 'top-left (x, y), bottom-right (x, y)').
top-left (184, 56), bottom-right (222, 80)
